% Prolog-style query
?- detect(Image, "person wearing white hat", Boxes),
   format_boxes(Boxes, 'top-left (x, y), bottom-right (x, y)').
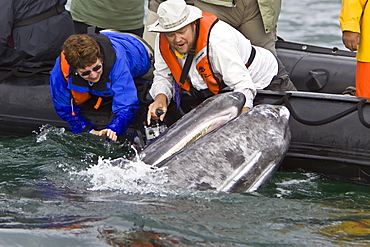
top-left (143, 0), bottom-right (194, 49)
top-left (146, 0), bottom-right (295, 125)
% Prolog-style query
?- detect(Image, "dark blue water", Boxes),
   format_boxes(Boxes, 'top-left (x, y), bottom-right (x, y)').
top-left (2, 0), bottom-right (369, 246)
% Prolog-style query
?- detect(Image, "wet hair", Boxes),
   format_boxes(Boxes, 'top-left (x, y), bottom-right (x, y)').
top-left (62, 34), bottom-right (102, 70)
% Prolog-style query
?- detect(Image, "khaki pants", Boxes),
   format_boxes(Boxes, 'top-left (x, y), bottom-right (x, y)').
top-left (143, 9), bottom-right (159, 49)
top-left (194, 0), bottom-right (277, 55)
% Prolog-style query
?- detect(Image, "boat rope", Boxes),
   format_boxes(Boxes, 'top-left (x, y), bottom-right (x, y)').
top-left (0, 66), bottom-right (52, 81)
top-left (357, 99), bottom-right (370, 128)
top-left (271, 93), bottom-right (369, 127)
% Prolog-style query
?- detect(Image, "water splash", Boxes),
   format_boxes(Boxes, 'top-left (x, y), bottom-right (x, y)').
top-left (72, 156), bottom-right (169, 194)
top-left (34, 125), bottom-right (66, 143)
top-left (274, 172), bottom-right (321, 198)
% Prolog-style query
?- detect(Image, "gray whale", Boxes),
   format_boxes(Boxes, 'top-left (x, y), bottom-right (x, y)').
top-left (155, 104), bottom-right (291, 193)
top-left (139, 92), bottom-right (246, 166)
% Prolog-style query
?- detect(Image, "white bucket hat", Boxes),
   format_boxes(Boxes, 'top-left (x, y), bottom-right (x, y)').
top-left (148, 0), bottom-right (203, 33)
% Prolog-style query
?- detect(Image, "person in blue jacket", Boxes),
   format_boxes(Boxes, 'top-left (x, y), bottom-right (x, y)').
top-left (50, 31), bottom-right (153, 141)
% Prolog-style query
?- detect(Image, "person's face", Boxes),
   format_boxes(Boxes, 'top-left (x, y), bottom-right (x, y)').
top-left (76, 59), bottom-right (103, 83)
top-left (164, 23), bottom-right (196, 55)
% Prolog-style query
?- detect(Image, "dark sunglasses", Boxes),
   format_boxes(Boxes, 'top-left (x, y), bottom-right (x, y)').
top-left (79, 64), bottom-right (102, 77)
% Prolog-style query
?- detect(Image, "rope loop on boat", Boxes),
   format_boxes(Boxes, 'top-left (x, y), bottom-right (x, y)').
top-left (357, 99), bottom-right (370, 128)
top-left (273, 93), bottom-right (368, 126)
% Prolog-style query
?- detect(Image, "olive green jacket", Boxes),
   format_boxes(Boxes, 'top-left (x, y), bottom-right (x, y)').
top-left (71, 0), bottom-right (145, 30)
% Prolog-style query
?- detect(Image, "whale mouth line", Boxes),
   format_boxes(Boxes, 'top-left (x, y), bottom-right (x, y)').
top-left (153, 110), bottom-right (239, 166)
top-left (138, 92), bottom-right (246, 167)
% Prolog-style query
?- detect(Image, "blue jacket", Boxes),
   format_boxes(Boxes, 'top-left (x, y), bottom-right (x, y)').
top-left (50, 31), bottom-right (151, 136)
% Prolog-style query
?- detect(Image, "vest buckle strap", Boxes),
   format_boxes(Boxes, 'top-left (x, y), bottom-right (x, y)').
top-left (245, 46), bottom-right (256, 68)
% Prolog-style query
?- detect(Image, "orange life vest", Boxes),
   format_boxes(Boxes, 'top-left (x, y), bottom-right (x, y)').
top-left (60, 51), bottom-right (102, 109)
top-left (60, 51), bottom-right (92, 105)
top-left (159, 12), bottom-right (222, 94)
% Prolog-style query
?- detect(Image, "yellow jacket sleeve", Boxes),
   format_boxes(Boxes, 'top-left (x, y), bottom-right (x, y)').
top-left (339, 0), bottom-right (367, 33)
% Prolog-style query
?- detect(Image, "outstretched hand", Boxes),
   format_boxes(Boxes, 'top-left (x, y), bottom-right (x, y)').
top-left (90, 129), bottom-right (118, 142)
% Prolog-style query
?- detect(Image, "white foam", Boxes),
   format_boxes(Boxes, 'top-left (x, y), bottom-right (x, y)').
top-left (71, 156), bottom-right (169, 194)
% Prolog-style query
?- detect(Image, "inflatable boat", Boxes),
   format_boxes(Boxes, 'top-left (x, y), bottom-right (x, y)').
top-left (0, 67), bottom-right (67, 137)
top-left (1, 39), bottom-right (369, 186)
top-left (255, 39), bottom-right (370, 185)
